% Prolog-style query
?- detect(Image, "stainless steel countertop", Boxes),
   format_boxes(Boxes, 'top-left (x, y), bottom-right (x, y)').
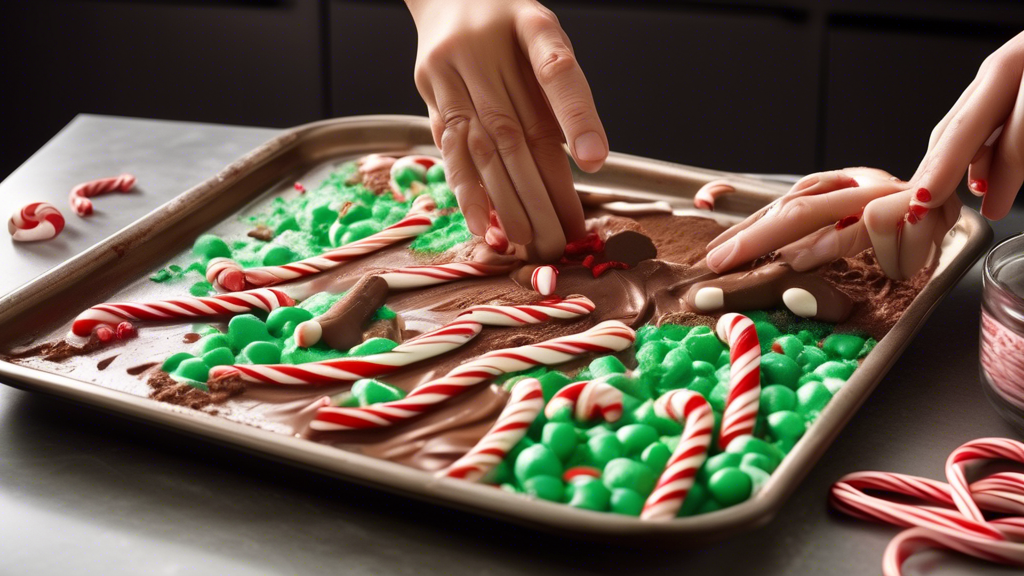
top-left (1, 115), bottom-right (1019, 576)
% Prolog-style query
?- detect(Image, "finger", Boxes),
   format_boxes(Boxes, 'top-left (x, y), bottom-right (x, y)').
top-left (927, 75), bottom-right (982, 153)
top-left (967, 129), bottom-right (998, 197)
top-left (983, 84), bottom-right (1024, 219)
top-left (516, 9), bottom-right (608, 172)
top-left (863, 191), bottom-right (913, 280)
top-left (431, 75), bottom-right (493, 236)
top-left (775, 215), bottom-right (872, 272)
top-left (506, 55), bottom-right (587, 242)
top-left (461, 67), bottom-right (567, 261)
top-left (898, 195), bottom-right (940, 279)
top-left (932, 194), bottom-right (963, 248)
top-left (705, 182), bottom-right (899, 273)
top-left (910, 60), bottom-right (1020, 217)
top-left (427, 106), bottom-right (444, 154)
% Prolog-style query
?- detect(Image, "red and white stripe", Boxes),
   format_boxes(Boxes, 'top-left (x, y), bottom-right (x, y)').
top-left (641, 390), bottom-right (714, 521)
top-left (716, 313), bottom-right (761, 450)
top-left (530, 265), bottom-right (558, 296)
top-left (693, 180), bottom-right (734, 211)
top-left (209, 211), bottom-right (434, 291)
top-left (219, 297), bottom-right (597, 384)
top-left (543, 380), bottom-right (624, 422)
top-left (8, 202), bottom-right (65, 242)
top-left (980, 310), bottom-right (1024, 412)
top-left (69, 173), bottom-right (135, 216)
top-left (437, 378), bottom-right (545, 482)
top-left (206, 257), bottom-right (246, 293)
top-left (70, 288), bottom-right (294, 337)
top-left (830, 437), bottom-right (1024, 576)
top-left (310, 320), bottom-right (635, 431)
top-left (389, 155), bottom-right (441, 195)
top-left (378, 261), bottom-right (517, 290)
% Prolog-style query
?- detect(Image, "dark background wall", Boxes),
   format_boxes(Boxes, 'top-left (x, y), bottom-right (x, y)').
top-left (3, 0), bottom-right (1022, 183)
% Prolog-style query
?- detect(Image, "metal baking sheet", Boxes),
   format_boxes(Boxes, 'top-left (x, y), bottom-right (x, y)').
top-left (0, 115), bottom-right (993, 544)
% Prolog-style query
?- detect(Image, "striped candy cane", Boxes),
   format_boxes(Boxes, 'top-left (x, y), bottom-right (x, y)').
top-left (693, 180), bottom-right (734, 211)
top-left (70, 288), bottom-right (294, 337)
top-left (210, 211), bottom-right (434, 291)
top-left (69, 173), bottom-right (136, 216)
top-left (8, 202), bottom-right (65, 242)
top-left (213, 297), bottom-right (597, 385)
top-left (641, 390), bottom-right (714, 520)
top-left (830, 437), bottom-right (1024, 576)
top-left (716, 313), bottom-right (761, 450)
top-left (543, 379), bottom-right (624, 422)
top-left (310, 320), bottom-right (636, 431)
top-left (530, 265), bottom-right (558, 296)
top-left (378, 261), bottom-right (518, 290)
top-left (437, 378), bottom-right (545, 482)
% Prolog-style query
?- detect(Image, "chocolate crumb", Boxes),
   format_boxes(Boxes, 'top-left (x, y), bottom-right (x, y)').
top-left (182, 333), bottom-right (201, 344)
top-left (148, 371), bottom-right (245, 410)
top-left (247, 226), bottom-right (274, 241)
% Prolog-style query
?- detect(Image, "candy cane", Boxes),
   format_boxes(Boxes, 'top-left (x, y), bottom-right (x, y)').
top-left (206, 257), bottom-right (246, 293)
top-left (641, 390), bottom-right (714, 521)
top-left (716, 313), bottom-right (761, 450)
top-left (378, 261), bottom-right (517, 290)
top-left (310, 320), bottom-right (635, 431)
top-left (390, 155), bottom-right (441, 194)
top-left (70, 288), bottom-right (294, 337)
top-left (214, 297), bottom-right (597, 385)
top-left (530, 265), bottom-right (558, 296)
top-left (8, 202), bottom-right (65, 242)
top-left (543, 379), bottom-right (624, 422)
top-left (980, 309), bottom-right (1024, 413)
top-left (69, 173), bottom-right (135, 216)
top-left (437, 378), bottom-right (545, 482)
top-left (830, 438), bottom-right (1024, 576)
top-left (693, 180), bottom-right (734, 211)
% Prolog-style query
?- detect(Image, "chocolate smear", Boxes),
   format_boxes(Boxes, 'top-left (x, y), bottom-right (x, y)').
top-left (320, 275), bottom-right (391, 351)
top-left (603, 230), bottom-right (658, 267)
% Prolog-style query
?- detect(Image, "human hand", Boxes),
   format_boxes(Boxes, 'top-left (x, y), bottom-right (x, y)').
top-left (704, 167), bottom-right (961, 280)
top-left (406, 0), bottom-right (608, 261)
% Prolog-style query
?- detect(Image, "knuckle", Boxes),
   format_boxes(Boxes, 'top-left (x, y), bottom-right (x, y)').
top-left (523, 119), bottom-right (564, 147)
top-left (534, 48), bottom-right (578, 85)
top-left (466, 129), bottom-right (496, 160)
top-left (478, 110), bottom-right (525, 153)
top-left (777, 197), bottom-right (815, 222)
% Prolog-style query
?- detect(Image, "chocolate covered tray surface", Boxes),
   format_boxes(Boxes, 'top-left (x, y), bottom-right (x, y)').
top-left (0, 116), bottom-right (991, 544)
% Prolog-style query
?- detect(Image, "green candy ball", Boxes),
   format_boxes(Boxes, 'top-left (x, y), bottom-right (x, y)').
top-left (265, 307), bottom-right (314, 338)
top-left (772, 335), bottom-right (804, 359)
top-left (261, 245), bottom-right (298, 266)
top-left (275, 216), bottom-right (299, 235)
top-left (761, 384), bottom-right (797, 414)
top-left (587, 434), bottom-right (624, 470)
top-left (814, 360), bottom-right (857, 380)
top-left (610, 488), bottom-right (645, 516)
top-left (589, 355), bottom-right (627, 379)
top-left (351, 379), bottom-right (406, 406)
top-left (709, 382), bottom-right (729, 413)
top-left (514, 444), bottom-right (563, 484)
top-left (542, 422), bottom-right (578, 462)
top-left (349, 338), bottom-right (398, 356)
top-left (631, 400), bottom-right (683, 436)
top-left (603, 457), bottom-right (656, 495)
top-left (162, 352), bottom-right (194, 372)
top-left (201, 347), bottom-right (235, 367)
top-left (637, 340), bottom-right (673, 367)
top-left (725, 436), bottom-right (784, 469)
top-left (822, 334), bottom-right (866, 360)
top-left (522, 475), bottom-right (564, 502)
top-left (687, 375), bottom-right (716, 399)
top-left (657, 324), bottom-right (690, 341)
top-left (192, 234), bottom-right (231, 261)
top-left (566, 476), bottom-right (611, 511)
top-left (238, 341), bottom-right (281, 365)
top-left (227, 314), bottom-right (273, 352)
top-left (741, 452), bottom-right (776, 474)
top-left (537, 371), bottom-right (573, 402)
top-left (172, 357), bottom-right (210, 383)
top-left (692, 360), bottom-right (717, 379)
top-left (634, 325), bottom-right (660, 348)
top-left (753, 321), bottom-right (781, 351)
top-left (616, 424), bottom-right (659, 456)
top-left (311, 203), bottom-right (337, 225)
top-left (796, 381), bottom-right (833, 420)
top-left (661, 347), bottom-right (694, 388)
top-left (708, 467), bottom-right (753, 506)
top-left (426, 163), bottom-right (447, 184)
top-left (194, 333), bottom-right (231, 355)
top-left (682, 331), bottom-right (725, 364)
top-left (698, 451), bottom-right (742, 483)
top-left (338, 203), bottom-right (372, 225)
top-left (767, 410), bottom-right (806, 442)
top-left (341, 220), bottom-right (383, 245)
top-left (641, 442), bottom-right (671, 472)
top-left (677, 480), bottom-right (709, 517)
top-left (740, 464), bottom-right (771, 494)
top-left (760, 352), bottom-right (802, 389)
top-left (602, 373), bottom-right (650, 401)
top-left (394, 166), bottom-right (424, 189)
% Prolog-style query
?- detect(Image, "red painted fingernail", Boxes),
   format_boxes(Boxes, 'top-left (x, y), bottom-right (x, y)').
top-left (970, 179), bottom-right (988, 193)
top-left (845, 177), bottom-right (859, 188)
top-left (915, 188), bottom-right (931, 203)
top-left (835, 214), bottom-right (860, 230)
top-left (909, 205), bottom-right (928, 220)
top-left (907, 212), bottom-right (919, 225)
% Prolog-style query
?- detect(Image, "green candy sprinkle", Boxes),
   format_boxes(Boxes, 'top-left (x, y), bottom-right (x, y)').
top-left (202, 347), bottom-right (235, 367)
top-left (265, 307), bottom-right (314, 338)
top-left (603, 457), bottom-right (656, 495)
top-left (767, 410), bottom-right (805, 442)
top-left (426, 163), bottom-right (447, 184)
top-left (523, 475), bottom-right (564, 502)
top-left (351, 379), bottom-right (406, 406)
top-left (708, 467), bottom-right (753, 506)
top-left (274, 216), bottom-right (299, 235)
top-left (610, 488), bottom-right (644, 516)
top-left (189, 281), bottom-right (215, 297)
top-left (542, 422), bottom-right (578, 462)
top-left (227, 314), bottom-right (273, 352)
top-left (237, 341), bottom-right (282, 365)
top-left (822, 334), bottom-right (866, 360)
top-left (349, 338), bottom-right (398, 356)
top-left (514, 444), bottom-right (562, 484)
top-left (761, 352), bottom-right (802, 389)
top-left (150, 269), bottom-right (173, 283)
top-left (566, 476), bottom-right (610, 511)
top-left (162, 352), bottom-right (194, 372)
top-left (616, 424), bottom-right (659, 456)
top-left (587, 434), bottom-right (623, 470)
top-left (761, 385), bottom-right (798, 414)
top-left (192, 234), bottom-right (231, 261)
top-left (641, 442), bottom-right (671, 472)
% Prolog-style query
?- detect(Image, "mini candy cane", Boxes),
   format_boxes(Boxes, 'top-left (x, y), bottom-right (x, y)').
top-left (70, 288), bottom-right (294, 337)
top-left (210, 211), bottom-right (434, 291)
top-left (530, 265), bottom-right (558, 296)
top-left (69, 173), bottom-right (135, 216)
top-left (641, 390), bottom-right (714, 521)
top-left (379, 261), bottom-right (517, 290)
top-left (716, 313), bottom-right (761, 450)
top-left (206, 257), bottom-right (246, 293)
top-left (831, 437), bottom-right (1024, 576)
top-left (693, 180), bottom-right (734, 211)
top-left (437, 378), bottom-right (545, 482)
top-left (544, 379), bottom-right (624, 422)
top-left (310, 320), bottom-right (635, 431)
top-left (217, 297), bottom-right (597, 385)
top-left (8, 202), bottom-right (65, 242)
top-left (390, 155), bottom-right (441, 194)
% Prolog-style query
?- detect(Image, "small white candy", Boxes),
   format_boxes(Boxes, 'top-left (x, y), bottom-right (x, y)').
top-left (295, 320), bottom-right (323, 348)
top-left (601, 201), bottom-right (673, 216)
top-left (531, 265), bottom-right (558, 296)
top-left (693, 287), bottom-right (725, 311)
top-left (782, 287), bottom-right (817, 318)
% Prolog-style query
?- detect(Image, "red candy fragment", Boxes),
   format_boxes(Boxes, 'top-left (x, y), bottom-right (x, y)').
top-left (95, 326), bottom-right (116, 343)
top-left (563, 466), bottom-right (602, 482)
top-left (294, 182), bottom-right (306, 193)
top-left (591, 260), bottom-right (629, 278)
top-left (563, 233), bottom-right (604, 257)
top-left (582, 254), bottom-right (596, 268)
top-left (771, 342), bottom-right (784, 354)
top-left (116, 321), bottom-right (138, 340)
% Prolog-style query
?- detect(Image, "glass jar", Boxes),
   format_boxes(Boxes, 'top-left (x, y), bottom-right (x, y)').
top-left (980, 233), bottom-right (1024, 430)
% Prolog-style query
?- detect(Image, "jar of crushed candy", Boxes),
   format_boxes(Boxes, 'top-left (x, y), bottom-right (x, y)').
top-left (980, 233), bottom-right (1024, 430)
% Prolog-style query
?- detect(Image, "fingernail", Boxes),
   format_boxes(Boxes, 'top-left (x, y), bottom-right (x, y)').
top-left (907, 205), bottom-right (928, 225)
top-left (706, 242), bottom-right (736, 271)
top-left (970, 179), bottom-right (988, 194)
top-left (463, 203), bottom-right (488, 235)
top-left (835, 214), bottom-right (860, 230)
top-left (914, 188), bottom-right (932, 203)
top-left (573, 132), bottom-right (607, 163)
